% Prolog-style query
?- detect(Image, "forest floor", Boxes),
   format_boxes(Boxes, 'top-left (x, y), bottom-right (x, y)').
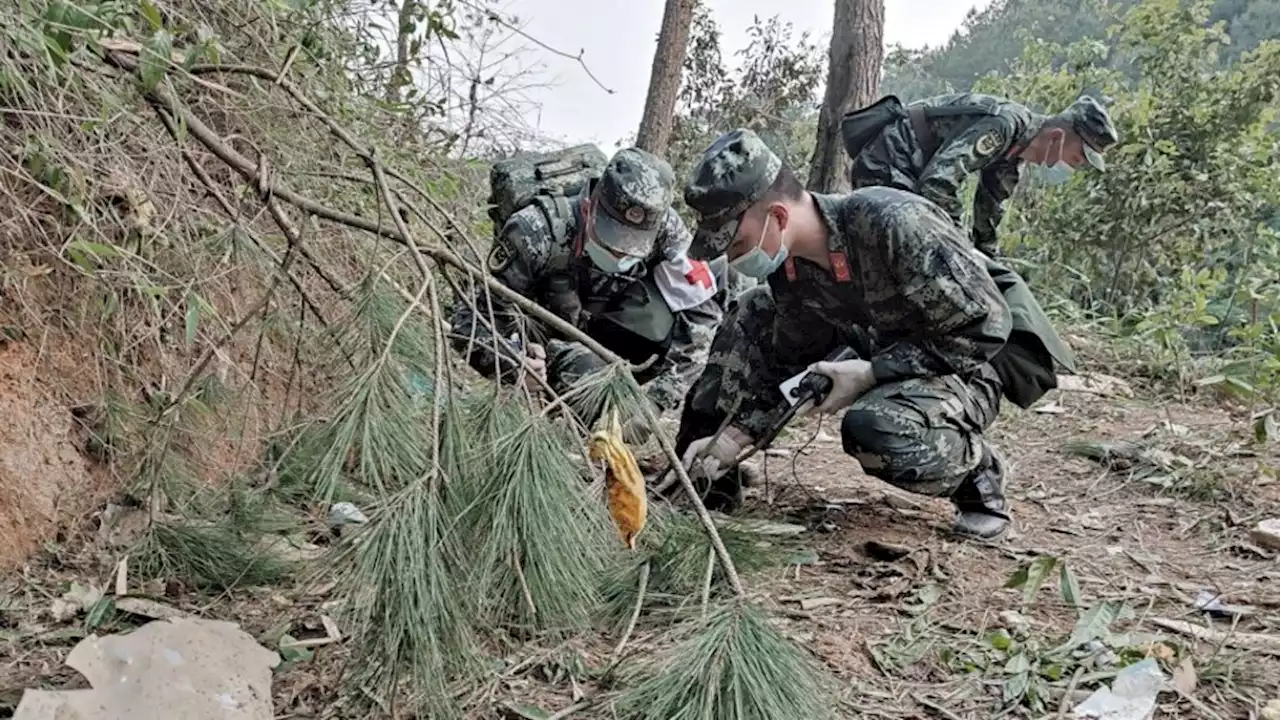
top-left (2, 373), bottom-right (1278, 719)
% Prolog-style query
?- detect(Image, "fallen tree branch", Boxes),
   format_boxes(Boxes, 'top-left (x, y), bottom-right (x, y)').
top-left (102, 47), bottom-right (746, 598)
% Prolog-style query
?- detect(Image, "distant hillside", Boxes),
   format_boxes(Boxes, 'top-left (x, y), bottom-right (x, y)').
top-left (882, 0), bottom-right (1280, 101)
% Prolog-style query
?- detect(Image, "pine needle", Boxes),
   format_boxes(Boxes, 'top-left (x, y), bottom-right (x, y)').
top-left (599, 509), bottom-right (785, 631)
top-left (615, 599), bottom-right (834, 720)
top-left (136, 521), bottom-right (293, 590)
top-left (278, 281), bottom-right (438, 503)
top-left (333, 471), bottom-right (482, 719)
top-left (563, 362), bottom-right (650, 433)
top-left (464, 410), bottom-right (614, 632)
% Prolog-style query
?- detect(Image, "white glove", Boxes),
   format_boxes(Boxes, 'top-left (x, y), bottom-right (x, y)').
top-left (682, 428), bottom-right (749, 480)
top-left (522, 342), bottom-right (547, 390)
top-left (808, 358), bottom-right (876, 415)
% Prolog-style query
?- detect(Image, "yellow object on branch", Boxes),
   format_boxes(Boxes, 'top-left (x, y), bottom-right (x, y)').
top-left (588, 410), bottom-right (648, 550)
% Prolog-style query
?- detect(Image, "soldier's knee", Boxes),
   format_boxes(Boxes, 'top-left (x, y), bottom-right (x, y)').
top-left (839, 402), bottom-right (969, 495)
top-left (840, 403), bottom-right (923, 458)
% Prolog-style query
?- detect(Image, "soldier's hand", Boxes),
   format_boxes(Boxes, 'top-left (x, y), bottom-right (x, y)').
top-left (809, 358), bottom-right (876, 415)
top-left (522, 342), bottom-right (547, 390)
top-left (682, 428), bottom-right (750, 480)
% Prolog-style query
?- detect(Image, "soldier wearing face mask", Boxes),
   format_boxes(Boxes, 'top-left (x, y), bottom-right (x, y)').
top-left (841, 94), bottom-right (1119, 257)
top-left (671, 128), bottom-right (1078, 541)
top-left (450, 147), bottom-right (726, 442)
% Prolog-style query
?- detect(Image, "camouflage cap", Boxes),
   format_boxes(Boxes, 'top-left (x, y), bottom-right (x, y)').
top-left (590, 147), bottom-right (675, 257)
top-left (683, 128), bottom-right (782, 259)
top-left (1060, 96), bottom-right (1119, 171)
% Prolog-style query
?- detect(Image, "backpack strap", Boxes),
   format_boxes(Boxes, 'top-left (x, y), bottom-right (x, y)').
top-left (908, 103), bottom-right (1002, 161)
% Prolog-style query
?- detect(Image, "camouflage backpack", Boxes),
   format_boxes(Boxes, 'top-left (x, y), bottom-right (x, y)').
top-left (486, 144), bottom-right (609, 243)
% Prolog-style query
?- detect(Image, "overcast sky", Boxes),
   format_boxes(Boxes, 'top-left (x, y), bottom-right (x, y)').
top-left (495, 0), bottom-right (992, 151)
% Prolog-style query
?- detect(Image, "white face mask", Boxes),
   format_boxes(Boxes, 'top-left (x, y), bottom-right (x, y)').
top-left (729, 214), bottom-right (788, 279)
top-left (585, 239), bottom-right (642, 274)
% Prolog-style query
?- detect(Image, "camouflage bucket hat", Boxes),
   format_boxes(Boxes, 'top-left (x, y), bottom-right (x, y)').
top-left (590, 147), bottom-right (675, 257)
top-left (683, 128), bottom-right (782, 259)
top-left (1062, 96), bottom-right (1118, 171)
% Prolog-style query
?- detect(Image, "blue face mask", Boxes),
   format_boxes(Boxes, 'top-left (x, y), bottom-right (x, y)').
top-left (585, 240), bottom-right (642, 274)
top-left (730, 214), bottom-right (787, 279)
top-left (1028, 134), bottom-right (1074, 186)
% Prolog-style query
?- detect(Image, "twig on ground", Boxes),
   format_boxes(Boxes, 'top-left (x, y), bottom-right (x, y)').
top-left (611, 560), bottom-right (649, 660)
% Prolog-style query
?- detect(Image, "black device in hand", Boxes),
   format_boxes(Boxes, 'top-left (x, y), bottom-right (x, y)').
top-left (785, 345), bottom-right (860, 407)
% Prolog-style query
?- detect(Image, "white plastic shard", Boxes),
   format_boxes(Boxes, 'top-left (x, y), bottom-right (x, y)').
top-left (1071, 657), bottom-right (1165, 720)
top-left (14, 617), bottom-right (279, 720)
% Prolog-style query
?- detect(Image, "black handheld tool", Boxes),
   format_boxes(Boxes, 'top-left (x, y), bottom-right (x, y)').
top-left (760, 345), bottom-right (859, 449)
top-left (652, 345), bottom-right (859, 494)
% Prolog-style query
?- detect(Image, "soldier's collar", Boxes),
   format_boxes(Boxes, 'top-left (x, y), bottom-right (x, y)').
top-left (778, 193), bottom-right (853, 283)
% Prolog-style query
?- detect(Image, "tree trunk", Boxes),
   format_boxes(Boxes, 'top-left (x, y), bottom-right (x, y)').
top-left (386, 0), bottom-right (419, 104)
top-left (635, 0), bottom-right (697, 155)
top-left (807, 0), bottom-right (885, 193)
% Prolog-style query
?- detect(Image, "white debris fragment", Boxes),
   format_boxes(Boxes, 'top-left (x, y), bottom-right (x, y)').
top-left (1072, 657), bottom-right (1164, 720)
top-left (328, 501), bottom-right (368, 527)
top-left (13, 617), bottom-right (279, 720)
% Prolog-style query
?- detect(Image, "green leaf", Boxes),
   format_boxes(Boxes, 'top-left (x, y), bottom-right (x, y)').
top-left (184, 292), bottom-right (207, 346)
top-left (67, 240), bottom-right (121, 260)
top-left (988, 629), bottom-right (1013, 652)
top-left (1004, 652), bottom-right (1031, 674)
top-left (1003, 565), bottom-right (1029, 590)
top-left (1054, 601), bottom-right (1124, 654)
top-left (1059, 562), bottom-right (1082, 608)
top-left (278, 634), bottom-right (313, 663)
top-left (139, 30), bottom-right (172, 91)
top-left (1012, 556), bottom-right (1057, 605)
top-left (1255, 413), bottom-right (1276, 445)
top-left (84, 597), bottom-right (115, 630)
top-left (140, 0), bottom-right (163, 31)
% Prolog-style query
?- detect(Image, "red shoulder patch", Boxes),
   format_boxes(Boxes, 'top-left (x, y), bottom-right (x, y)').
top-left (829, 252), bottom-right (852, 283)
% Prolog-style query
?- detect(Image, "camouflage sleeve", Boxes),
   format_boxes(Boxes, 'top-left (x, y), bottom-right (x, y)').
top-left (915, 116), bottom-right (1017, 229)
top-left (971, 163), bottom-right (1019, 256)
top-left (640, 294), bottom-right (721, 412)
top-left (653, 207), bottom-right (694, 261)
top-left (448, 212), bottom-right (548, 378)
top-left (868, 200), bottom-right (1012, 384)
top-left (728, 285), bottom-right (837, 440)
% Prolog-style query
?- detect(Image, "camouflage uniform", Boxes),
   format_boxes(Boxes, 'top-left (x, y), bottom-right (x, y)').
top-left (846, 94), bottom-right (1118, 257)
top-left (451, 148), bottom-right (724, 419)
top-left (678, 129), bottom-right (1014, 529)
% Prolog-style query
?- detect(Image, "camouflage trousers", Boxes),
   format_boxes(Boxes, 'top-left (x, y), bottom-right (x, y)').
top-left (676, 286), bottom-right (1004, 499)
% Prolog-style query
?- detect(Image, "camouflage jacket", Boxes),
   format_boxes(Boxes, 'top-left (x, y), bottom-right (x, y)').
top-left (733, 187), bottom-right (1014, 438)
top-left (905, 93), bottom-right (1043, 254)
top-left (450, 186), bottom-right (721, 411)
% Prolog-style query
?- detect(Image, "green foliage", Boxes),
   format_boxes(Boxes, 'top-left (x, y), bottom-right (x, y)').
top-left (465, 407), bottom-right (614, 632)
top-left (974, 0), bottom-right (1280, 397)
top-left (136, 521), bottom-right (294, 590)
top-left (614, 599), bottom-right (833, 720)
top-left (881, 0), bottom-right (1280, 100)
top-left (599, 508), bottom-right (787, 631)
top-left (667, 5), bottom-right (824, 193)
top-left (332, 468), bottom-right (482, 720)
top-left (277, 279), bottom-right (437, 502)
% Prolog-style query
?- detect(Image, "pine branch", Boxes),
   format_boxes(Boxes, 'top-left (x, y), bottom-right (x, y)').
top-left (101, 46), bottom-right (748, 599)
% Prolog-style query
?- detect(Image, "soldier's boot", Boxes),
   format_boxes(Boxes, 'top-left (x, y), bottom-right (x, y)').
top-left (950, 447), bottom-right (1011, 541)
